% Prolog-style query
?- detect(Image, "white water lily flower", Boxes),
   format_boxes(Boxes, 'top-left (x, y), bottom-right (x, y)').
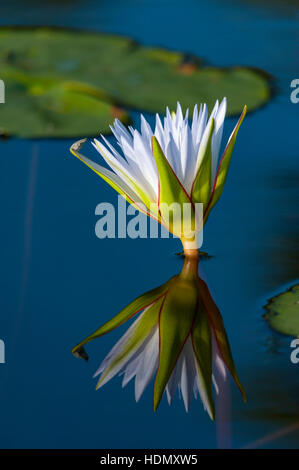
top-left (70, 99), bottom-right (246, 252)
top-left (73, 255), bottom-right (246, 417)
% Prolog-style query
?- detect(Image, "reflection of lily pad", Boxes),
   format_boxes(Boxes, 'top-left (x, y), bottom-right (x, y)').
top-left (264, 285), bottom-right (299, 337)
top-left (0, 27), bottom-right (271, 137)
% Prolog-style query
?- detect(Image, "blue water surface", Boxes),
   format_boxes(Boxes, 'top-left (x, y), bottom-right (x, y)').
top-left (0, 0), bottom-right (298, 449)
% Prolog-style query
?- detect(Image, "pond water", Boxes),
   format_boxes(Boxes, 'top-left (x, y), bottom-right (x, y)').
top-left (0, 0), bottom-right (298, 449)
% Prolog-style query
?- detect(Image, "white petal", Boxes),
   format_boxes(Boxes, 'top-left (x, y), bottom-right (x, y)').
top-left (94, 309), bottom-right (155, 388)
top-left (215, 353), bottom-right (227, 380)
top-left (96, 136), bottom-right (156, 202)
top-left (212, 332), bottom-right (227, 380)
top-left (192, 104), bottom-right (199, 133)
top-left (134, 327), bottom-right (159, 402)
top-left (212, 374), bottom-right (219, 395)
top-left (77, 99), bottom-right (228, 210)
top-left (154, 113), bottom-right (166, 151)
top-left (140, 114), bottom-right (153, 140)
top-left (193, 358), bottom-right (215, 418)
top-left (181, 123), bottom-right (196, 193)
top-left (176, 102), bottom-right (184, 127)
top-left (165, 133), bottom-right (182, 182)
top-left (70, 141), bottom-right (145, 208)
top-left (211, 97), bottom-right (227, 182)
top-left (192, 103), bottom-right (208, 154)
top-left (192, 117), bottom-right (214, 184)
top-left (92, 139), bottom-right (147, 197)
top-left (166, 350), bottom-right (184, 405)
top-left (112, 119), bottom-right (133, 145)
top-left (210, 99), bottom-right (219, 120)
top-left (179, 337), bottom-right (197, 412)
top-left (121, 354), bottom-right (140, 388)
top-left (166, 336), bottom-right (198, 411)
top-left (133, 129), bottom-right (158, 187)
top-left (94, 313), bottom-right (144, 378)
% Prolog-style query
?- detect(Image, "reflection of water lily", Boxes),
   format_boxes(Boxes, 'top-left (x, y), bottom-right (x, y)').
top-left (73, 255), bottom-right (246, 416)
top-left (70, 99), bottom-right (246, 252)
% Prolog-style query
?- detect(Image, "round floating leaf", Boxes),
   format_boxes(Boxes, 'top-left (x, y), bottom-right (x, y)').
top-left (264, 284), bottom-right (299, 337)
top-left (0, 67), bottom-right (129, 138)
top-left (0, 27), bottom-right (271, 137)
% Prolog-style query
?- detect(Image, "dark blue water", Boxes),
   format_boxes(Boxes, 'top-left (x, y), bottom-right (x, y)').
top-left (0, 0), bottom-right (298, 449)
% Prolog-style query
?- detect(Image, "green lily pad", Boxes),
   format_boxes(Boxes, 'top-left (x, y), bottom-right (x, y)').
top-left (0, 26), bottom-right (271, 137)
top-left (0, 66), bottom-right (129, 138)
top-left (264, 284), bottom-right (299, 337)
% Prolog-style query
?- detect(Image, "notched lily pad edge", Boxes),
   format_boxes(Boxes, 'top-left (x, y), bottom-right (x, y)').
top-left (0, 25), bottom-right (274, 140)
top-left (0, 25), bottom-right (274, 78)
top-left (0, 25), bottom-right (275, 106)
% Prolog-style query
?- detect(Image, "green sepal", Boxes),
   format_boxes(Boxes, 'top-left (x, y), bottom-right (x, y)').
top-left (96, 296), bottom-right (164, 388)
top-left (72, 279), bottom-right (175, 356)
top-left (93, 139), bottom-right (159, 218)
top-left (197, 278), bottom-right (247, 402)
top-left (191, 301), bottom-right (215, 420)
top-left (70, 139), bottom-right (155, 219)
top-left (204, 105), bottom-right (247, 222)
top-left (152, 136), bottom-right (195, 237)
top-left (191, 118), bottom-right (214, 205)
top-left (153, 278), bottom-right (198, 411)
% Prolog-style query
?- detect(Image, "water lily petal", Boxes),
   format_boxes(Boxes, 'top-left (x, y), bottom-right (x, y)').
top-left (211, 97), bottom-right (227, 182)
top-left (179, 337), bottom-right (197, 412)
top-left (191, 118), bottom-right (214, 205)
top-left (93, 137), bottom-right (156, 209)
top-left (134, 327), bottom-right (159, 402)
top-left (165, 351), bottom-right (183, 405)
top-left (95, 312), bottom-right (146, 385)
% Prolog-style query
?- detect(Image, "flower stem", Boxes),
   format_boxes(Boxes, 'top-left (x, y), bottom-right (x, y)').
top-left (179, 251), bottom-right (199, 281)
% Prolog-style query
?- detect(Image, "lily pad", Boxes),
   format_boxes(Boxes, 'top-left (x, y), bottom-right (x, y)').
top-left (0, 27), bottom-right (272, 137)
top-left (264, 284), bottom-right (299, 337)
top-left (0, 66), bottom-right (129, 138)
